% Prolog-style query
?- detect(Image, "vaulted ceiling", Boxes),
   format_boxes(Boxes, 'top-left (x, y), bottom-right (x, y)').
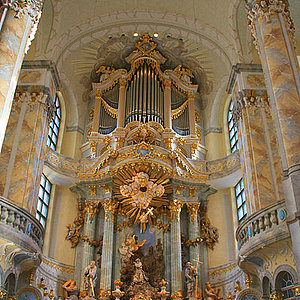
top-left (25, 0), bottom-right (300, 131)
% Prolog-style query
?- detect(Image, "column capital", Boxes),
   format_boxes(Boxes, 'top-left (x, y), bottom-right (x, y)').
top-left (246, 0), bottom-right (295, 49)
top-left (119, 78), bottom-right (127, 88)
top-left (2, 0), bottom-right (43, 21)
top-left (169, 200), bottom-right (184, 221)
top-left (84, 200), bottom-right (99, 222)
top-left (164, 79), bottom-right (171, 89)
top-left (101, 199), bottom-right (118, 220)
top-left (186, 203), bottom-right (200, 223)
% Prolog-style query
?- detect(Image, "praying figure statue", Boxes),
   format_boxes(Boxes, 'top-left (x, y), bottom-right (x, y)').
top-left (83, 260), bottom-right (97, 298)
top-left (132, 258), bottom-right (149, 283)
top-left (185, 262), bottom-right (197, 298)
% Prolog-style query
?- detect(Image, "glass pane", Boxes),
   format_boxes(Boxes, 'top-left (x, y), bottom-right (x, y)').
top-left (37, 199), bottom-right (42, 211)
top-left (237, 195), bottom-right (242, 207)
top-left (238, 208), bottom-right (243, 220)
top-left (44, 193), bottom-right (50, 205)
top-left (39, 188), bottom-right (44, 199)
top-left (42, 204), bottom-right (48, 217)
top-left (40, 217), bottom-right (46, 228)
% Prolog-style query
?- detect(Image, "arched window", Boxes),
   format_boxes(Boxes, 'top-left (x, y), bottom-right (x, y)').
top-left (277, 271), bottom-right (295, 300)
top-left (47, 95), bottom-right (61, 151)
top-left (227, 100), bottom-right (246, 222)
top-left (228, 100), bottom-right (239, 152)
top-left (36, 174), bottom-right (52, 228)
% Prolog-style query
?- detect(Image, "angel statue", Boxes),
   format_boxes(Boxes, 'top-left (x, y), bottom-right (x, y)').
top-left (119, 235), bottom-right (146, 264)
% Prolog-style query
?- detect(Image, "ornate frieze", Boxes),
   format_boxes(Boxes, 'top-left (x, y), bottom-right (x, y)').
top-left (246, 0), bottom-right (295, 49)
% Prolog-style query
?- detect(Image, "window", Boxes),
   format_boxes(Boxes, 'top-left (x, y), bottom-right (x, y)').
top-left (36, 174), bottom-right (52, 228)
top-left (235, 179), bottom-right (247, 222)
top-left (47, 95), bottom-right (61, 151)
top-left (228, 100), bottom-right (239, 152)
top-left (280, 272), bottom-right (295, 300)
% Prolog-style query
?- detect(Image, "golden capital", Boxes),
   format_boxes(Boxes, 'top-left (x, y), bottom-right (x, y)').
top-left (84, 201), bottom-right (99, 222)
top-left (101, 199), bottom-right (118, 220)
top-left (187, 92), bottom-right (195, 100)
top-left (88, 184), bottom-right (97, 196)
top-left (169, 200), bottom-right (184, 221)
top-left (119, 78), bottom-right (127, 88)
top-left (186, 203), bottom-right (200, 223)
top-left (164, 80), bottom-right (171, 89)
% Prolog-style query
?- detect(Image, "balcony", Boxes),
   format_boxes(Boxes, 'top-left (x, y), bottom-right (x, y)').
top-left (0, 196), bottom-right (44, 252)
top-left (236, 200), bottom-right (289, 259)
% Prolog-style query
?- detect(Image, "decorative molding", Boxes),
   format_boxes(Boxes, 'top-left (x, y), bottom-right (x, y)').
top-left (204, 127), bottom-right (223, 135)
top-left (21, 60), bottom-right (61, 90)
top-left (169, 200), bottom-right (184, 221)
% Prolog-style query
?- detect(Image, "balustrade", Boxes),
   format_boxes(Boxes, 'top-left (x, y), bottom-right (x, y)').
top-left (0, 196), bottom-right (44, 249)
top-left (236, 200), bottom-right (286, 249)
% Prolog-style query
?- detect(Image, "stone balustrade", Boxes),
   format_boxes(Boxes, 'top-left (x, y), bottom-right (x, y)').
top-left (0, 196), bottom-right (44, 251)
top-left (236, 200), bottom-right (288, 254)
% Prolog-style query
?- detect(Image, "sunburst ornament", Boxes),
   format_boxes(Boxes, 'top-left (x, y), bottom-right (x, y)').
top-left (120, 172), bottom-right (164, 210)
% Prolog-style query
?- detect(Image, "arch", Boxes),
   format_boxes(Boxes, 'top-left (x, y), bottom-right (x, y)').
top-left (262, 276), bottom-right (271, 299)
top-left (273, 265), bottom-right (298, 287)
top-left (48, 11), bottom-right (236, 70)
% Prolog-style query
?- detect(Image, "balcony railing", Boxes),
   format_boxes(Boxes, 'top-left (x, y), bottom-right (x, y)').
top-left (0, 196), bottom-right (44, 250)
top-left (236, 200), bottom-right (288, 253)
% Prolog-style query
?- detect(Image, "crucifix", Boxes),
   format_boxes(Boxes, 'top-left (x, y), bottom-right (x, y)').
top-left (192, 256), bottom-right (203, 299)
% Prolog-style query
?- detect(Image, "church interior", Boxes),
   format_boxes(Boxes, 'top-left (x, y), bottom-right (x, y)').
top-left (0, 1), bottom-right (299, 300)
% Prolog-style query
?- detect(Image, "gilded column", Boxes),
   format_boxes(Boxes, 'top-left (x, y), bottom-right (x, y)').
top-left (0, 1), bottom-right (43, 150)
top-left (188, 93), bottom-right (196, 136)
top-left (169, 200), bottom-right (184, 299)
top-left (117, 79), bottom-right (126, 128)
top-left (164, 80), bottom-right (172, 130)
top-left (246, 0), bottom-right (300, 278)
top-left (99, 199), bottom-right (117, 299)
top-left (81, 200), bottom-right (99, 271)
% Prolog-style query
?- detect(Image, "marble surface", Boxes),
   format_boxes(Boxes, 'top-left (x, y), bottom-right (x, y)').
top-left (260, 16), bottom-right (300, 170)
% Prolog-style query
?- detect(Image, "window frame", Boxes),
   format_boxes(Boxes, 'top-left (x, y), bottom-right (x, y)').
top-left (235, 178), bottom-right (247, 223)
top-left (227, 100), bottom-right (239, 152)
top-left (46, 94), bottom-right (61, 151)
top-left (36, 173), bottom-right (52, 228)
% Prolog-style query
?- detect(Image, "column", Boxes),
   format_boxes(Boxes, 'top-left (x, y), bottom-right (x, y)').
top-left (164, 80), bottom-right (172, 130)
top-left (99, 199), bottom-right (117, 299)
top-left (0, 87), bottom-right (54, 213)
top-left (117, 79), bottom-right (126, 128)
top-left (169, 200), bottom-right (184, 299)
top-left (186, 203), bottom-right (200, 263)
top-left (232, 90), bottom-right (283, 213)
top-left (246, 0), bottom-right (300, 279)
top-left (81, 201), bottom-right (99, 271)
top-left (188, 93), bottom-right (196, 136)
top-left (0, 1), bottom-right (43, 151)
